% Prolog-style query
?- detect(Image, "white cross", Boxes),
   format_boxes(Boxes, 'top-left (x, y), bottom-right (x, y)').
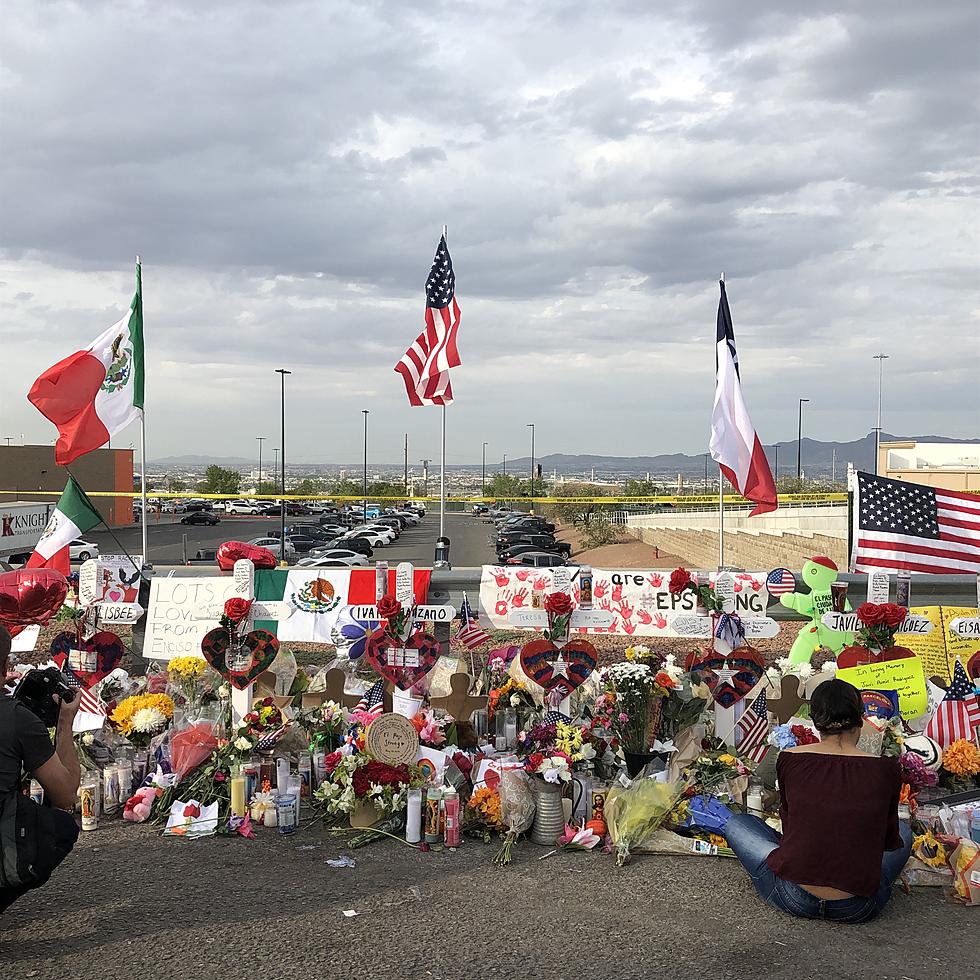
top-left (191, 559), bottom-right (293, 722)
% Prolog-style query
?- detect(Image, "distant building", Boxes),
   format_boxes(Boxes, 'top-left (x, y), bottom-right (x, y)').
top-left (878, 440), bottom-right (980, 492)
top-left (0, 445), bottom-right (134, 526)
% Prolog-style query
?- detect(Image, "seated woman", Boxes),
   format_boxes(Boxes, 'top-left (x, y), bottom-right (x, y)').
top-left (724, 678), bottom-right (912, 924)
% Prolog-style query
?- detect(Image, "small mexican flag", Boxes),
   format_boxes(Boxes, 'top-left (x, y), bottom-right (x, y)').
top-left (26, 476), bottom-right (103, 575)
top-left (28, 261), bottom-right (145, 465)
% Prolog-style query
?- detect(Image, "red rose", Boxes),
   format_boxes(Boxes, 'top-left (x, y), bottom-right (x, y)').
top-left (183, 803), bottom-right (201, 818)
top-left (376, 595), bottom-right (402, 619)
top-left (669, 568), bottom-right (692, 595)
top-left (214, 771), bottom-right (227, 783)
top-left (791, 724), bottom-right (819, 746)
top-left (880, 603), bottom-right (907, 628)
top-left (323, 750), bottom-right (342, 774)
top-left (856, 602), bottom-right (887, 626)
top-left (223, 597), bottom-right (253, 624)
top-left (527, 752), bottom-right (545, 771)
top-left (352, 766), bottom-right (371, 797)
top-left (543, 592), bottom-right (573, 616)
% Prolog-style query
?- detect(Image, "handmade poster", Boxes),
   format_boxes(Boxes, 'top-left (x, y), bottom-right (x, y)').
top-left (79, 555), bottom-right (142, 605)
top-left (837, 656), bottom-right (928, 718)
top-left (478, 567), bottom-right (770, 635)
top-left (145, 575), bottom-right (242, 660)
top-left (897, 606), bottom-right (978, 682)
top-left (254, 568), bottom-right (430, 644)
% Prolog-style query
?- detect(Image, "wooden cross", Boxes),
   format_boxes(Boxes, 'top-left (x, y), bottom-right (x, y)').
top-left (769, 674), bottom-right (806, 725)
top-left (320, 668), bottom-right (393, 712)
top-left (190, 558), bottom-right (293, 723)
top-left (430, 672), bottom-right (488, 722)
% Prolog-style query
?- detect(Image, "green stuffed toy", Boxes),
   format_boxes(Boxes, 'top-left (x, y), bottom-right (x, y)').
top-left (779, 556), bottom-right (853, 665)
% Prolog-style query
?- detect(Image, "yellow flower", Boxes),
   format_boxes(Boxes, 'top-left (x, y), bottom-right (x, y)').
top-left (718, 754), bottom-right (737, 766)
top-left (555, 721), bottom-right (584, 756)
top-left (942, 739), bottom-right (980, 778)
top-left (110, 693), bottom-right (175, 737)
top-left (625, 647), bottom-right (636, 661)
top-left (168, 656), bottom-right (208, 679)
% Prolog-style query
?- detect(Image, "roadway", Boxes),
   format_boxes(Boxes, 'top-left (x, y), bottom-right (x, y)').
top-left (83, 510), bottom-right (496, 568)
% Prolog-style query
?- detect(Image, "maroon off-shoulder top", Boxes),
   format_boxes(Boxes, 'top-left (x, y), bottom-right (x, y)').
top-left (766, 752), bottom-right (904, 897)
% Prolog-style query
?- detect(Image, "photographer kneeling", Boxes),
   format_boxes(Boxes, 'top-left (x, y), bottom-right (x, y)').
top-left (1, 626), bottom-right (81, 914)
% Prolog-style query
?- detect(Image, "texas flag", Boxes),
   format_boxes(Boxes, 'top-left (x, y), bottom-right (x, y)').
top-left (708, 280), bottom-right (778, 517)
top-left (28, 261), bottom-right (144, 465)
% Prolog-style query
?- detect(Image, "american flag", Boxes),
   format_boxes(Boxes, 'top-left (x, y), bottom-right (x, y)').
top-left (734, 689), bottom-right (770, 763)
top-left (63, 665), bottom-right (107, 718)
top-left (352, 679), bottom-right (386, 719)
top-left (456, 592), bottom-right (490, 650)
top-left (394, 235), bottom-right (461, 406)
top-left (255, 723), bottom-right (291, 752)
top-left (924, 659), bottom-right (980, 748)
top-left (852, 472), bottom-right (980, 575)
top-left (766, 568), bottom-right (796, 598)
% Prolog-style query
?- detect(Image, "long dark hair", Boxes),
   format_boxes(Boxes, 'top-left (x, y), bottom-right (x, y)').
top-left (809, 678), bottom-right (863, 735)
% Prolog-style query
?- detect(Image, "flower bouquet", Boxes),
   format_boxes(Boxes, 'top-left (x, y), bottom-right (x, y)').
top-left (465, 786), bottom-right (505, 843)
top-left (604, 776), bottom-right (690, 866)
top-left (295, 699), bottom-right (347, 752)
top-left (940, 739), bottom-right (980, 791)
top-left (543, 591), bottom-right (574, 645)
top-left (488, 677), bottom-right (537, 720)
top-left (110, 692), bottom-right (175, 749)
top-left (312, 751), bottom-right (421, 825)
top-left (492, 768), bottom-right (535, 866)
top-left (167, 655), bottom-right (211, 705)
top-left (768, 723), bottom-right (819, 751)
top-left (235, 697), bottom-right (288, 753)
top-left (839, 602), bottom-right (911, 665)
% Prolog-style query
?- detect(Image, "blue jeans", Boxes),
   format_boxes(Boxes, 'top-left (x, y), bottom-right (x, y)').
top-left (725, 813), bottom-right (913, 924)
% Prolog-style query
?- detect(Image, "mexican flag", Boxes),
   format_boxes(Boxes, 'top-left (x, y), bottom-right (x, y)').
top-left (27, 476), bottom-right (103, 575)
top-left (28, 262), bottom-right (145, 465)
top-left (254, 567), bottom-right (431, 643)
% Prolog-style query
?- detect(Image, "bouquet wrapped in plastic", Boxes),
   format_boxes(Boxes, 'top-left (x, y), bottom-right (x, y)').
top-left (605, 776), bottom-right (689, 867)
top-left (492, 768), bottom-right (535, 866)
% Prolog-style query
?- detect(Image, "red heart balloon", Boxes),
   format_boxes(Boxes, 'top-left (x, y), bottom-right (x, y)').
top-left (0, 569), bottom-right (69, 628)
top-left (693, 646), bottom-right (766, 708)
top-left (216, 541), bottom-right (278, 572)
top-left (520, 638), bottom-right (598, 698)
top-left (364, 628), bottom-right (440, 690)
top-left (51, 631), bottom-right (125, 685)
top-left (837, 644), bottom-right (916, 670)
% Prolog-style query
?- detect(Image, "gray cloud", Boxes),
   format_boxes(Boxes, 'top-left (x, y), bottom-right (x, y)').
top-left (0, 0), bottom-right (976, 464)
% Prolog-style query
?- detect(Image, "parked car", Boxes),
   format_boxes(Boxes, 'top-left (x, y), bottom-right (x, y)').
top-left (497, 541), bottom-right (572, 562)
top-left (472, 505), bottom-right (489, 515)
top-left (225, 500), bottom-right (263, 515)
top-left (180, 511), bottom-right (221, 526)
top-left (284, 535), bottom-right (320, 554)
top-left (297, 549), bottom-right (370, 568)
top-left (340, 529), bottom-right (391, 548)
top-left (69, 539), bottom-right (100, 562)
top-left (394, 510), bottom-right (421, 526)
top-left (504, 551), bottom-right (568, 568)
top-left (186, 548), bottom-right (219, 565)
top-left (496, 532), bottom-right (559, 550)
top-left (370, 518), bottom-right (402, 537)
top-left (312, 538), bottom-right (374, 558)
top-left (264, 502), bottom-right (307, 517)
top-left (499, 518), bottom-right (555, 534)
top-left (248, 536), bottom-right (297, 560)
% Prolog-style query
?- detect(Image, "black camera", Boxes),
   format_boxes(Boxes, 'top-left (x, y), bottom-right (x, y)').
top-left (14, 667), bottom-right (75, 728)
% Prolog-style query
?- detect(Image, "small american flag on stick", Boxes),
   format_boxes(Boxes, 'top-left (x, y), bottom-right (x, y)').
top-left (734, 689), bottom-right (770, 763)
top-left (352, 679), bottom-right (386, 720)
top-left (924, 659), bottom-right (980, 748)
top-left (394, 235), bottom-right (461, 406)
top-left (63, 665), bottom-right (107, 718)
top-left (456, 593), bottom-right (490, 651)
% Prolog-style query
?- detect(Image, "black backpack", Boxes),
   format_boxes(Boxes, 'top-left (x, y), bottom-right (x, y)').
top-left (0, 786), bottom-right (60, 889)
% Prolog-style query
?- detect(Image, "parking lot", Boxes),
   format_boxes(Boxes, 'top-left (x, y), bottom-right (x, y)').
top-left (82, 510), bottom-right (496, 568)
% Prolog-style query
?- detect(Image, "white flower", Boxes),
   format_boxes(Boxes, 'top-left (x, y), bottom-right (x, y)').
top-left (82, 733), bottom-right (95, 746)
top-left (234, 736), bottom-right (253, 752)
top-left (574, 743), bottom-right (597, 762)
top-left (509, 693), bottom-right (521, 707)
top-left (796, 663), bottom-right (814, 680)
top-left (776, 657), bottom-right (792, 674)
top-left (821, 660), bottom-right (838, 673)
top-left (217, 684), bottom-right (231, 699)
top-left (130, 706), bottom-right (166, 734)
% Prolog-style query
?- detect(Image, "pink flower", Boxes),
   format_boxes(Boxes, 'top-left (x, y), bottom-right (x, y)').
top-left (618, 712), bottom-right (629, 723)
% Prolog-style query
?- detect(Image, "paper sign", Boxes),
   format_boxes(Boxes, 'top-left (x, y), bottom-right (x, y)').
top-left (948, 617), bottom-right (980, 639)
top-left (837, 657), bottom-right (928, 718)
top-left (94, 602), bottom-right (145, 626)
top-left (350, 604), bottom-right (456, 623)
top-left (364, 713), bottom-right (420, 766)
top-left (10, 624), bottom-right (40, 653)
top-left (145, 576), bottom-right (241, 660)
top-left (664, 615), bottom-right (780, 639)
top-left (821, 612), bottom-right (932, 635)
top-left (897, 606), bottom-right (978, 682)
top-left (867, 571), bottom-right (890, 604)
top-left (714, 572), bottom-right (736, 613)
top-left (551, 567), bottom-right (573, 595)
top-left (395, 562), bottom-right (415, 606)
top-left (509, 608), bottom-right (615, 630)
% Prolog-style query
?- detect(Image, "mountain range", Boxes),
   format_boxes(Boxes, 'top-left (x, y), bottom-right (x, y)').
top-left (150, 432), bottom-right (979, 478)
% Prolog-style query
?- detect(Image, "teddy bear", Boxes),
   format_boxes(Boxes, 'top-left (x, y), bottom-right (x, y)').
top-left (123, 785), bottom-right (159, 823)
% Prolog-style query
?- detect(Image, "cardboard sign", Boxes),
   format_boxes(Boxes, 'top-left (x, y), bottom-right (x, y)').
top-left (821, 612), bottom-right (932, 635)
top-left (145, 576), bottom-right (241, 660)
top-left (509, 608), bottom-right (615, 630)
top-left (79, 555), bottom-right (142, 606)
top-left (350, 604), bottom-right (456, 623)
top-left (837, 656), bottom-right (928, 718)
top-left (867, 571), bottom-right (890, 604)
top-left (364, 713), bottom-right (420, 766)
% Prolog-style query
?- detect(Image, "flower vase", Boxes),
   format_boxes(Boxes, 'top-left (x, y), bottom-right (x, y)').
top-left (350, 798), bottom-right (382, 829)
top-left (529, 776), bottom-right (566, 845)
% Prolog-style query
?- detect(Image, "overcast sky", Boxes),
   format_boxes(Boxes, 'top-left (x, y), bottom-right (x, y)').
top-left (1, 0), bottom-right (977, 468)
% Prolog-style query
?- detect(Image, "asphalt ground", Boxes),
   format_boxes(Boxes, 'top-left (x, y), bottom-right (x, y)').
top-left (82, 511), bottom-right (495, 567)
top-left (0, 819), bottom-right (968, 980)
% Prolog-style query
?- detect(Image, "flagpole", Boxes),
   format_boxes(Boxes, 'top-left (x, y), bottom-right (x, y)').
top-left (136, 255), bottom-right (149, 569)
top-left (717, 271), bottom-right (725, 570)
top-left (440, 223), bottom-right (448, 540)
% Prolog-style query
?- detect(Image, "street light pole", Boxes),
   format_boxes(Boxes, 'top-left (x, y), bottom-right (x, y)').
top-left (256, 437), bottom-right (265, 495)
top-left (772, 443), bottom-right (779, 481)
top-left (275, 369), bottom-right (291, 563)
top-left (362, 410), bottom-right (369, 523)
top-left (527, 423), bottom-right (535, 506)
top-left (482, 442), bottom-right (487, 497)
top-left (420, 459), bottom-right (429, 497)
top-left (797, 398), bottom-right (809, 483)
top-left (502, 453), bottom-right (507, 477)
top-left (703, 453), bottom-right (708, 488)
top-left (873, 353), bottom-right (889, 476)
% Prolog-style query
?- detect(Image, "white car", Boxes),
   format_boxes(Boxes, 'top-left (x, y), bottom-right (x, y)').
top-left (343, 527), bottom-right (393, 547)
top-left (70, 539), bottom-right (100, 562)
top-left (225, 500), bottom-right (263, 515)
top-left (393, 510), bottom-right (420, 526)
top-left (297, 550), bottom-right (370, 568)
top-left (247, 536), bottom-right (297, 560)
top-left (358, 523), bottom-right (397, 541)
